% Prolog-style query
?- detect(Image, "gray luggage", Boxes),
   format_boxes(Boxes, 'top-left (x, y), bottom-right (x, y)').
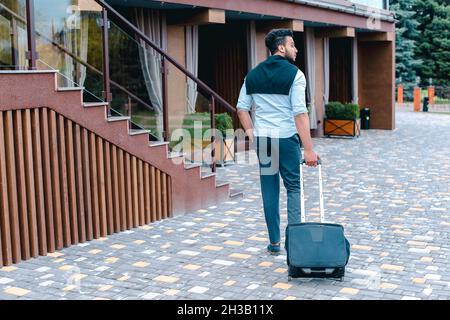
top-left (286, 160), bottom-right (350, 282)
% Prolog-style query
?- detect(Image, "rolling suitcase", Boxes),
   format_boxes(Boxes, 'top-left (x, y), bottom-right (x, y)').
top-left (286, 160), bottom-right (350, 282)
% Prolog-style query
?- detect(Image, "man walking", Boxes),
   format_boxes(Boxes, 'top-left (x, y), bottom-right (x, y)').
top-left (236, 29), bottom-right (319, 254)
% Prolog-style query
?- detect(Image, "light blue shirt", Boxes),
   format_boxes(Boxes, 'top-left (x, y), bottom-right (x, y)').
top-left (236, 70), bottom-right (308, 138)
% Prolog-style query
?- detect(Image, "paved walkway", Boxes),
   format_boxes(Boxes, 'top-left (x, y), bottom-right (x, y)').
top-left (397, 102), bottom-right (450, 112)
top-left (1, 109), bottom-right (450, 300)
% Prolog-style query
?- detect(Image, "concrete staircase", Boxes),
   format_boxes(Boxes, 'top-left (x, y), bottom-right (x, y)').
top-left (0, 70), bottom-right (241, 217)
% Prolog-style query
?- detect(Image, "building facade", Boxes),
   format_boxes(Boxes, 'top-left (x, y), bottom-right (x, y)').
top-left (1, 0), bottom-right (396, 136)
top-left (0, 0), bottom-right (395, 266)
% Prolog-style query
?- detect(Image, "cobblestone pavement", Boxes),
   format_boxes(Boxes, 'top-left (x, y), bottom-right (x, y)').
top-left (1, 109), bottom-right (450, 300)
top-left (397, 103), bottom-right (450, 112)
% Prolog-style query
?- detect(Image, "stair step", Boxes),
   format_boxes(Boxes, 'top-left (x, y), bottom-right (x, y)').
top-left (215, 179), bottom-right (229, 188)
top-left (184, 162), bottom-right (202, 170)
top-left (107, 116), bottom-right (130, 122)
top-left (57, 86), bottom-right (84, 92)
top-left (129, 129), bottom-right (150, 136)
top-left (168, 151), bottom-right (185, 159)
top-left (201, 172), bottom-right (216, 179)
top-left (83, 102), bottom-right (107, 108)
top-left (229, 188), bottom-right (244, 199)
top-left (0, 70), bottom-right (56, 74)
top-left (149, 141), bottom-right (169, 147)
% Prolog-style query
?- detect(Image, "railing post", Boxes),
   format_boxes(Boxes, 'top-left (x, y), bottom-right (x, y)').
top-left (10, 17), bottom-right (19, 69)
top-left (397, 84), bottom-right (403, 104)
top-left (25, 0), bottom-right (37, 70)
top-left (127, 95), bottom-right (132, 130)
top-left (127, 96), bottom-right (132, 117)
top-left (101, 7), bottom-right (112, 114)
top-left (413, 87), bottom-right (421, 112)
top-left (210, 96), bottom-right (216, 173)
top-left (161, 57), bottom-right (169, 142)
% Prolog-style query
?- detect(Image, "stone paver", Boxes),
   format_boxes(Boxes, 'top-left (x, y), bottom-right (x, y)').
top-left (1, 109), bottom-right (450, 300)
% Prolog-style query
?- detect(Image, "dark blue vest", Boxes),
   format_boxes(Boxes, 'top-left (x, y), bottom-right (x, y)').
top-left (245, 55), bottom-right (298, 96)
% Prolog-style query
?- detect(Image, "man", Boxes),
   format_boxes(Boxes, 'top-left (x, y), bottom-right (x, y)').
top-left (236, 29), bottom-right (319, 254)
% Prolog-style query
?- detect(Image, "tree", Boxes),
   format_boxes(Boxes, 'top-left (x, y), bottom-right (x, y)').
top-left (414, 0), bottom-right (450, 87)
top-left (390, 0), bottom-right (421, 84)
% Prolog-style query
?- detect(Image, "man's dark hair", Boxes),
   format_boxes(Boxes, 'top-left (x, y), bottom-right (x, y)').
top-left (265, 29), bottom-right (294, 55)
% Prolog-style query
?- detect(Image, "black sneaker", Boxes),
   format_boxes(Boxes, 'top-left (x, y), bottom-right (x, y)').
top-left (267, 243), bottom-right (280, 255)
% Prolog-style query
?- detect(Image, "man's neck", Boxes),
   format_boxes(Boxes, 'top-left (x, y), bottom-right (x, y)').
top-left (273, 53), bottom-right (286, 58)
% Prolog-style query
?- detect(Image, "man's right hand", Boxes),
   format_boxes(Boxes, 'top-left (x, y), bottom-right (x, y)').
top-left (246, 128), bottom-right (254, 144)
top-left (304, 149), bottom-right (320, 167)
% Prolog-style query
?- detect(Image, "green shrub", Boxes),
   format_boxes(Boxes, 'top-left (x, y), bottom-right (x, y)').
top-left (180, 112), bottom-right (233, 141)
top-left (325, 101), bottom-right (360, 119)
top-left (343, 103), bottom-right (360, 119)
top-left (181, 112), bottom-right (211, 141)
top-left (215, 112), bottom-right (234, 137)
top-left (325, 101), bottom-right (344, 119)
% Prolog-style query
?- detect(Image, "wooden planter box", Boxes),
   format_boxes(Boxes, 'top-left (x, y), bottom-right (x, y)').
top-left (185, 137), bottom-right (236, 165)
top-left (324, 118), bottom-right (361, 138)
top-left (215, 137), bottom-right (236, 165)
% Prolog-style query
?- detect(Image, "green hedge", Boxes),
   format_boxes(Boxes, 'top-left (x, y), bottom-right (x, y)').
top-left (325, 101), bottom-right (360, 120)
top-left (179, 112), bottom-right (233, 141)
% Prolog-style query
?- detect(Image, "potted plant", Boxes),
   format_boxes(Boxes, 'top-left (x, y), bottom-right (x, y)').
top-left (178, 112), bottom-right (235, 165)
top-left (324, 101), bottom-right (361, 138)
top-left (215, 112), bottom-right (235, 165)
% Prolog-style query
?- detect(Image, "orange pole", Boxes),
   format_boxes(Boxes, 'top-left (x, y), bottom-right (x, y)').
top-left (413, 87), bottom-right (421, 112)
top-left (428, 86), bottom-right (435, 105)
top-left (397, 84), bottom-right (403, 104)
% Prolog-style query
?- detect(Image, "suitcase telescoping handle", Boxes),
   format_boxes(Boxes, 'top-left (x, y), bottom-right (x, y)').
top-left (300, 159), bottom-right (325, 223)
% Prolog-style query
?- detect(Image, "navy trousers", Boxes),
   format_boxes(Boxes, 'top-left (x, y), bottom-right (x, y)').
top-left (256, 134), bottom-right (302, 245)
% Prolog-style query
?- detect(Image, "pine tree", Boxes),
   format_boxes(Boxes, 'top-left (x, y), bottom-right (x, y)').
top-left (414, 0), bottom-right (450, 87)
top-left (390, 0), bottom-right (421, 84)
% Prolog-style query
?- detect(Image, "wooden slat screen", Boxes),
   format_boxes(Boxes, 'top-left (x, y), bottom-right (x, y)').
top-left (0, 107), bottom-right (172, 266)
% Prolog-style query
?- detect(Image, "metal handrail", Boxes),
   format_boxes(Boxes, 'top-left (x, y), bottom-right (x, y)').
top-left (0, 2), bottom-right (154, 112)
top-left (94, 0), bottom-right (237, 115)
top-left (16, 0), bottom-right (240, 172)
top-left (94, 0), bottom-right (238, 172)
